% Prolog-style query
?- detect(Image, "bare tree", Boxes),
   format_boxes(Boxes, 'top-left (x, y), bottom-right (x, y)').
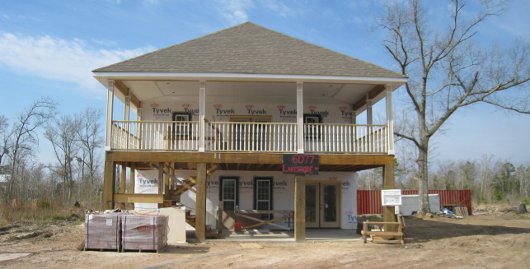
top-left (5, 98), bottom-right (55, 201)
top-left (45, 115), bottom-right (80, 202)
top-left (75, 108), bottom-right (103, 208)
top-left (382, 0), bottom-right (530, 213)
top-left (0, 115), bottom-right (8, 166)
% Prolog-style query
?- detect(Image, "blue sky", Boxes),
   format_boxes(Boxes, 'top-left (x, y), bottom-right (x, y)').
top-left (0, 0), bottom-right (529, 165)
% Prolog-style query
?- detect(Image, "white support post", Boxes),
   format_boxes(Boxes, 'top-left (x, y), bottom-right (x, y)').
top-left (366, 98), bottom-right (373, 125)
top-left (105, 80), bottom-right (115, 151)
top-left (199, 80), bottom-right (206, 152)
top-left (386, 88), bottom-right (395, 154)
top-left (124, 95), bottom-right (131, 121)
top-left (352, 109), bottom-right (358, 143)
top-left (296, 82), bottom-right (304, 154)
top-left (124, 94), bottom-right (131, 150)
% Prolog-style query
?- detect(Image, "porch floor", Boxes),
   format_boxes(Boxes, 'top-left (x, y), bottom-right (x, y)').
top-left (187, 229), bottom-right (361, 242)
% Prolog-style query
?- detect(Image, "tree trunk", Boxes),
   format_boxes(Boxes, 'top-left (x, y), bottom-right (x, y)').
top-left (418, 138), bottom-right (430, 214)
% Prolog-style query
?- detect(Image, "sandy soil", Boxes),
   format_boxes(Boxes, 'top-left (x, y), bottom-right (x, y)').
top-left (1, 212), bottom-right (529, 269)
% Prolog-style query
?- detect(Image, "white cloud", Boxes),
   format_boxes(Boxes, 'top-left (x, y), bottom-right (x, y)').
top-left (216, 0), bottom-right (254, 23)
top-left (261, 0), bottom-right (291, 17)
top-left (0, 32), bottom-right (154, 93)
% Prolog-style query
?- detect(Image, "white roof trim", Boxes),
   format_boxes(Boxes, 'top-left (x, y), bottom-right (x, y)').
top-left (93, 72), bottom-right (407, 85)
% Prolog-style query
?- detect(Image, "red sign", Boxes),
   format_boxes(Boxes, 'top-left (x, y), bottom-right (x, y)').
top-left (282, 154), bottom-right (319, 175)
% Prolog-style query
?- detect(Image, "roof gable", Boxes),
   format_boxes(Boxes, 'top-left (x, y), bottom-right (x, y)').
top-left (94, 22), bottom-right (403, 79)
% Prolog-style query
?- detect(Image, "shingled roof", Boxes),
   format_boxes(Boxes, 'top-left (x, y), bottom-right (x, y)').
top-left (94, 22), bottom-right (403, 79)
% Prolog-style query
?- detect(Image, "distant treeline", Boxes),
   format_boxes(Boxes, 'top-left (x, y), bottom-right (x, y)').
top-left (358, 156), bottom-right (530, 205)
top-left (0, 97), bottom-right (103, 212)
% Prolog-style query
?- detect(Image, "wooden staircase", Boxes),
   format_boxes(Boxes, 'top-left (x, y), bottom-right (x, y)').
top-left (164, 176), bottom-right (196, 203)
top-left (158, 164), bottom-right (220, 238)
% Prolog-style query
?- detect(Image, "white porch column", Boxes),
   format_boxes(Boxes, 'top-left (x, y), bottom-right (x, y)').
top-left (105, 80), bottom-right (115, 151)
top-left (386, 88), bottom-right (395, 154)
top-left (199, 80), bottom-right (206, 152)
top-left (137, 105), bottom-right (142, 121)
top-left (366, 98), bottom-right (373, 125)
top-left (124, 94), bottom-right (131, 121)
top-left (296, 82), bottom-right (304, 154)
top-left (352, 109), bottom-right (358, 142)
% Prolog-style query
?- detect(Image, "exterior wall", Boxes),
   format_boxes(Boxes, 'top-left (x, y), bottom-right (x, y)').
top-left (133, 169), bottom-right (358, 229)
top-left (141, 96), bottom-right (354, 124)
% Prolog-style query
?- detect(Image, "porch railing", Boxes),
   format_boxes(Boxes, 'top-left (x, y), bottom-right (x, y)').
top-left (304, 123), bottom-right (388, 154)
top-left (110, 120), bottom-right (391, 154)
top-left (206, 121), bottom-right (297, 152)
top-left (112, 120), bottom-right (199, 151)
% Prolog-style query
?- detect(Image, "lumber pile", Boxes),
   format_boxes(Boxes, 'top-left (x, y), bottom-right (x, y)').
top-left (361, 215), bottom-right (405, 245)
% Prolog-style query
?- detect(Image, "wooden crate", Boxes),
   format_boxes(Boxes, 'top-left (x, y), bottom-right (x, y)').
top-left (121, 215), bottom-right (168, 252)
top-left (84, 213), bottom-right (121, 251)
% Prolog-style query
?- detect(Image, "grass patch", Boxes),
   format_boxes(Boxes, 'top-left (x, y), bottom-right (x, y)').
top-left (0, 202), bottom-right (84, 225)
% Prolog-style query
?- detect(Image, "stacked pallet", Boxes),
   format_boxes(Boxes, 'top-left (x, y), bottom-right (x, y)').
top-left (84, 213), bottom-right (121, 251)
top-left (121, 215), bottom-right (168, 252)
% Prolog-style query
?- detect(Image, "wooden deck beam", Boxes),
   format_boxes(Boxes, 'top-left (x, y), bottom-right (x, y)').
top-left (105, 152), bottom-right (394, 167)
top-left (353, 85), bottom-right (386, 111)
top-left (114, 80), bottom-right (141, 109)
top-left (114, 193), bottom-right (164, 204)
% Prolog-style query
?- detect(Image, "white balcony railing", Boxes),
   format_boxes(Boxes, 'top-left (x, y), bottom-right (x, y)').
top-left (110, 121), bottom-right (391, 154)
top-left (206, 121), bottom-right (297, 152)
top-left (112, 120), bottom-right (199, 151)
top-left (304, 123), bottom-right (388, 153)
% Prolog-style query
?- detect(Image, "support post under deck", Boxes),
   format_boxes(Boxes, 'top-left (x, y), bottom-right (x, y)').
top-left (383, 162), bottom-right (397, 229)
top-left (195, 163), bottom-right (207, 242)
top-left (294, 176), bottom-right (306, 242)
top-left (103, 156), bottom-right (115, 209)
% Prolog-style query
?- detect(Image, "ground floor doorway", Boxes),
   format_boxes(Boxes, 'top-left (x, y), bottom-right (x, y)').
top-left (305, 181), bottom-right (340, 228)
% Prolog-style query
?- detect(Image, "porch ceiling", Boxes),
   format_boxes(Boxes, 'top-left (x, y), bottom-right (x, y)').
top-left (118, 80), bottom-right (382, 105)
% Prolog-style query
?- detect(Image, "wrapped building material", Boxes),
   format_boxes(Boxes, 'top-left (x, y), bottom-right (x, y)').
top-left (84, 213), bottom-right (121, 251)
top-left (121, 215), bottom-right (169, 252)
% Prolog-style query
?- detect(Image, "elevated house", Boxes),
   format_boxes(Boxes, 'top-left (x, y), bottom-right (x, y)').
top-left (93, 22), bottom-right (406, 241)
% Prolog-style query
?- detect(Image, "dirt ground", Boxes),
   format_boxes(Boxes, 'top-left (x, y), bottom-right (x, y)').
top-left (1, 210), bottom-right (529, 269)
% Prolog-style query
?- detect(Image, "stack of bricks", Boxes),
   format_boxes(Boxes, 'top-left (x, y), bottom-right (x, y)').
top-left (84, 213), bottom-right (121, 251)
top-left (84, 213), bottom-right (169, 252)
top-left (121, 215), bottom-right (169, 252)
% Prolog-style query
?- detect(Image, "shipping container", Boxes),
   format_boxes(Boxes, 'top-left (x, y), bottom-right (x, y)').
top-left (357, 189), bottom-right (472, 215)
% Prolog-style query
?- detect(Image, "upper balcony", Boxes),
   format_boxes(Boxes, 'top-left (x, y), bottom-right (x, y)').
top-left (100, 79), bottom-right (401, 156)
top-left (111, 120), bottom-right (391, 154)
